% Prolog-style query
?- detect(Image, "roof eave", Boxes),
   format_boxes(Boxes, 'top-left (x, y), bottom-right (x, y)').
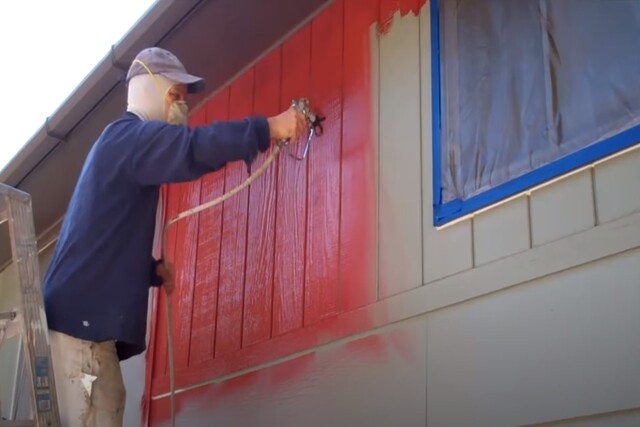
top-left (0, 0), bottom-right (332, 269)
top-left (0, 0), bottom-right (202, 186)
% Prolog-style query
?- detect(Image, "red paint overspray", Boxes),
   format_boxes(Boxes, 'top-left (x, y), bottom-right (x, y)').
top-left (148, 355), bottom-right (314, 425)
top-left (340, 0), bottom-right (380, 313)
top-left (145, 0), bottom-right (433, 423)
top-left (148, 326), bottom-right (423, 425)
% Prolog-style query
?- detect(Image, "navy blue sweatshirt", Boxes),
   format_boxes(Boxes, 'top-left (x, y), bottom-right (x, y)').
top-left (42, 112), bottom-right (271, 360)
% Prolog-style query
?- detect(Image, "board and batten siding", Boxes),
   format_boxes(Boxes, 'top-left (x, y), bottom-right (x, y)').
top-left (146, 0), bottom-right (640, 425)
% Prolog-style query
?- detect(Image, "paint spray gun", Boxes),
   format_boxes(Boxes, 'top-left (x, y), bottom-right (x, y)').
top-left (166, 97), bottom-right (325, 227)
top-left (278, 98), bottom-right (326, 160)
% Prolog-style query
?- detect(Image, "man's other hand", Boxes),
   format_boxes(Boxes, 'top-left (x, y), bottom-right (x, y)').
top-left (156, 262), bottom-right (175, 295)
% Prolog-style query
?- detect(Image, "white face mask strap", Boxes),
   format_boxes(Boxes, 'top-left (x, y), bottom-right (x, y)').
top-left (132, 59), bottom-right (170, 99)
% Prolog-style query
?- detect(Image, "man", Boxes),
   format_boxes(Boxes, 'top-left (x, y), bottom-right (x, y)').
top-left (41, 47), bottom-right (306, 426)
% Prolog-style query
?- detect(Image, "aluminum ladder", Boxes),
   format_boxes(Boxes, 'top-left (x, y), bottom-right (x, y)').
top-left (0, 183), bottom-right (60, 427)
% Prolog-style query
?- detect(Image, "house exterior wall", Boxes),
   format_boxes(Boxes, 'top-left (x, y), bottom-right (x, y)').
top-left (145, 0), bottom-right (640, 425)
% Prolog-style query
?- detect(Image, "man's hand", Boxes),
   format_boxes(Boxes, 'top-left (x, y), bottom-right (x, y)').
top-left (156, 262), bottom-right (175, 295)
top-left (267, 105), bottom-right (307, 141)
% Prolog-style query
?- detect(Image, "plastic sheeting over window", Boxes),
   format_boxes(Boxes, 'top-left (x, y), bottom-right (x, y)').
top-left (437, 0), bottom-right (640, 204)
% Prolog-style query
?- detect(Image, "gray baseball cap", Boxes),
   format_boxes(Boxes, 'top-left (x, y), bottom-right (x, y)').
top-left (126, 47), bottom-right (205, 94)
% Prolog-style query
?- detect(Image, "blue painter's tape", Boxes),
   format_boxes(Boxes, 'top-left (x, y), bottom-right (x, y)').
top-left (433, 126), bottom-right (640, 226)
top-left (429, 0), bottom-right (640, 226)
top-left (430, 0), bottom-right (442, 210)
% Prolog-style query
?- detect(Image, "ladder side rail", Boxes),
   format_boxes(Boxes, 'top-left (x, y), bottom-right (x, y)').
top-left (5, 186), bottom-right (60, 427)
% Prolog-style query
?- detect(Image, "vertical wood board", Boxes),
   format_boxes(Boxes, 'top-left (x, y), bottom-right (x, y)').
top-left (273, 27), bottom-right (311, 336)
top-left (378, 7), bottom-right (423, 296)
top-left (188, 91), bottom-right (230, 366)
top-left (304, 0), bottom-right (344, 326)
top-left (215, 71), bottom-right (254, 357)
top-left (242, 50), bottom-right (281, 347)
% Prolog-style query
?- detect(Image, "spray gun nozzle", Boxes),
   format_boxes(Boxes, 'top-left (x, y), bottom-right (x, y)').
top-left (281, 98), bottom-right (324, 161)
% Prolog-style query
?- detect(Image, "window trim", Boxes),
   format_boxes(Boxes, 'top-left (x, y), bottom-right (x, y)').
top-left (430, 0), bottom-right (640, 227)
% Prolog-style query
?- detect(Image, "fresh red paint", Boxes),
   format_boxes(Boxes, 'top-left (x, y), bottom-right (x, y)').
top-left (242, 48), bottom-right (281, 347)
top-left (215, 70), bottom-right (254, 358)
top-left (303, 0), bottom-right (343, 327)
top-left (273, 25), bottom-right (311, 337)
top-left (143, 0), bottom-right (427, 423)
top-left (188, 91), bottom-right (229, 366)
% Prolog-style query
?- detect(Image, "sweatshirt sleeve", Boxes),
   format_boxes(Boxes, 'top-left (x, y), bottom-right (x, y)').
top-left (127, 116), bottom-right (271, 186)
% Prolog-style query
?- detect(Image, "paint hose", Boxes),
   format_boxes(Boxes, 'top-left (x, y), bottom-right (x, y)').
top-left (160, 143), bottom-right (282, 427)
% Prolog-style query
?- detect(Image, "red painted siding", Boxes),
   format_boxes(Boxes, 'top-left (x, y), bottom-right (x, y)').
top-left (273, 26), bottom-right (311, 337)
top-left (215, 70), bottom-right (254, 357)
top-left (242, 48), bottom-right (281, 347)
top-left (188, 92), bottom-right (229, 365)
top-left (304, 0), bottom-right (343, 326)
top-left (145, 0), bottom-right (424, 423)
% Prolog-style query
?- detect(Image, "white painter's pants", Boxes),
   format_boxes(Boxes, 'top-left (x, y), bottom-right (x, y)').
top-left (49, 330), bottom-right (126, 427)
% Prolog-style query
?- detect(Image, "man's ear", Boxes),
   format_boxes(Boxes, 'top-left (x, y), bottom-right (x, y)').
top-left (162, 86), bottom-right (177, 119)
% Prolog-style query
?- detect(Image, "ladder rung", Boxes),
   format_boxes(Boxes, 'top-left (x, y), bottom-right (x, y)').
top-left (0, 311), bottom-right (16, 321)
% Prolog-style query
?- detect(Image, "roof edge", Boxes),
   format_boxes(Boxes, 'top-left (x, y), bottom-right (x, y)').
top-left (0, 0), bottom-right (203, 186)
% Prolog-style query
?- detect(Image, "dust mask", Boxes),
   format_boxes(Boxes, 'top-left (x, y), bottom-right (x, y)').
top-left (167, 99), bottom-right (189, 125)
top-left (127, 59), bottom-right (189, 125)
